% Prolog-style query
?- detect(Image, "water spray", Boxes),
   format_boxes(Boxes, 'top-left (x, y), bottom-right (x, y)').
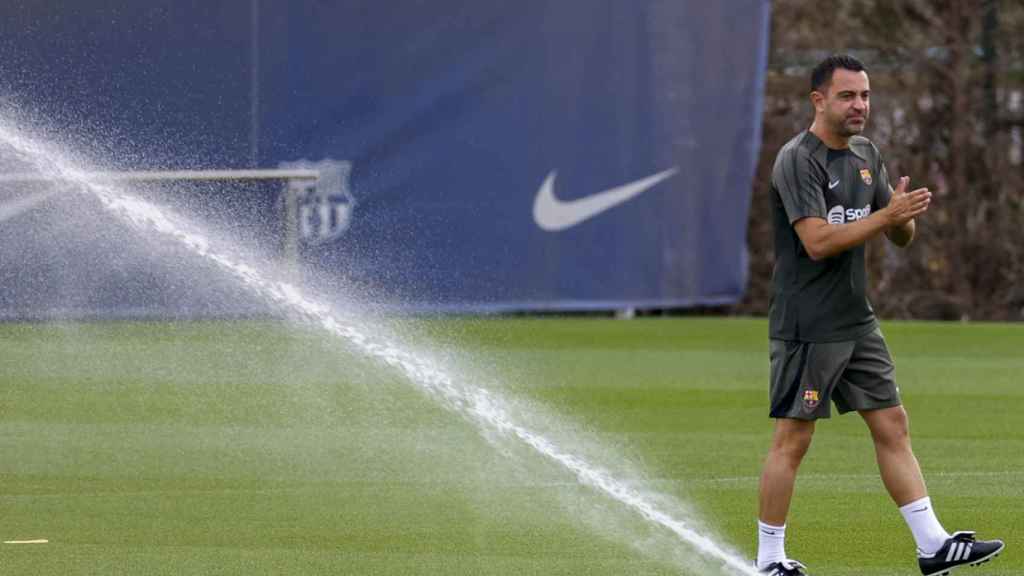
top-left (0, 119), bottom-right (760, 576)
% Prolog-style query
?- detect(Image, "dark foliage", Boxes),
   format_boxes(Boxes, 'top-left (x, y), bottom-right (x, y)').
top-left (736, 0), bottom-right (1024, 321)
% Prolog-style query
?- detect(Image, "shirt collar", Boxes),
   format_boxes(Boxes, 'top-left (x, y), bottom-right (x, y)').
top-left (805, 129), bottom-right (868, 162)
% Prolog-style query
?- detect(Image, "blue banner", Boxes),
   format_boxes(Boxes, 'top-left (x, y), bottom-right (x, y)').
top-left (0, 1), bottom-right (771, 317)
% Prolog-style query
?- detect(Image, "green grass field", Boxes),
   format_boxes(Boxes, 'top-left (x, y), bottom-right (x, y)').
top-left (2, 317), bottom-right (1020, 575)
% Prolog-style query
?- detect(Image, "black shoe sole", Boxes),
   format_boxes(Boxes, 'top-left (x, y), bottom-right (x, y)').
top-left (921, 543), bottom-right (1005, 576)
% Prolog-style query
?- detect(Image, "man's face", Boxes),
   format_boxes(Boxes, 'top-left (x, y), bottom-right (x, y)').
top-left (814, 68), bottom-right (870, 137)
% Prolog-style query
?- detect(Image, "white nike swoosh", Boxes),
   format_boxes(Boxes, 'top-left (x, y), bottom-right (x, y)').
top-left (532, 167), bottom-right (679, 232)
top-left (828, 179), bottom-right (840, 189)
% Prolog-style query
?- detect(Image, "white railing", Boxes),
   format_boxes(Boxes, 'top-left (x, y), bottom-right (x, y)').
top-left (0, 169), bottom-right (321, 273)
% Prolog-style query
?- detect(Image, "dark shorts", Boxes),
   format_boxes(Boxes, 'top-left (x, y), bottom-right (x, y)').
top-left (769, 327), bottom-right (901, 420)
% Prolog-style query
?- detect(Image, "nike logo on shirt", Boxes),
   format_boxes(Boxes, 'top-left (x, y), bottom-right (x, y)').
top-left (532, 167), bottom-right (679, 231)
top-left (828, 179), bottom-right (840, 189)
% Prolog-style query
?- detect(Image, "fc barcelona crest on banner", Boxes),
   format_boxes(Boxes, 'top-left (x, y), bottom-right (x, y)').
top-left (860, 168), bottom-right (873, 186)
top-left (279, 158), bottom-right (356, 246)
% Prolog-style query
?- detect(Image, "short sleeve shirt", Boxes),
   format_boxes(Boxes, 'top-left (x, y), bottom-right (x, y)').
top-left (768, 131), bottom-right (892, 342)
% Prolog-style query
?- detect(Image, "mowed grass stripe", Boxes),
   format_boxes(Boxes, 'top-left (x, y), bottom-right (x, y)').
top-left (1, 317), bottom-right (1021, 575)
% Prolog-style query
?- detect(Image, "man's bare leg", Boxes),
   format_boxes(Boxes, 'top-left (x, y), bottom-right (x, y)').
top-left (861, 405), bottom-right (949, 555)
top-left (756, 418), bottom-right (815, 570)
top-left (860, 405), bottom-right (926, 505)
top-left (759, 418), bottom-right (815, 524)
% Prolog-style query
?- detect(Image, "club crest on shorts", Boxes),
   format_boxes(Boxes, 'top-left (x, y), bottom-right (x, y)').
top-left (859, 168), bottom-right (873, 186)
top-left (802, 389), bottom-right (820, 410)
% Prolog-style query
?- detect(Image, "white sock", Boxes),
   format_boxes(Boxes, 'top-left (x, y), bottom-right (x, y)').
top-left (756, 520), bottom-right (787, 569)
top-left (899, 497), bottom-right (951, 555)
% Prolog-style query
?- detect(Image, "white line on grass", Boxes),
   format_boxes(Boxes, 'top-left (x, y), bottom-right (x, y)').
top-left (695, 470), bottom-right (1024, 486)
top-left (8, 470), bottom-right (1020, 499)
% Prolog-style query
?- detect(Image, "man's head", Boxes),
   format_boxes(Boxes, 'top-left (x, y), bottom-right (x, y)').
top-left (809, 54), bottom-right (870, 141)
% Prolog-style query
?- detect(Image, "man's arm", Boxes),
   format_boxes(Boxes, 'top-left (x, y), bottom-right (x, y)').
top-left (795, 178), bottom-right (929, 260)
top-left (885, 218), bottom-right (915, 247)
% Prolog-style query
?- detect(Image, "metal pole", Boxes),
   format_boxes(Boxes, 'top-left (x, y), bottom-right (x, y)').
top-left (0, 169), bottom-right (319, 183)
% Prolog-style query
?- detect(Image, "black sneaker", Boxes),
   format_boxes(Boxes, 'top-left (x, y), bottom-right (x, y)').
top-left (759, 559), bottom-right (808, 575)
top-left (918, 531), bottom-right (1005, 576)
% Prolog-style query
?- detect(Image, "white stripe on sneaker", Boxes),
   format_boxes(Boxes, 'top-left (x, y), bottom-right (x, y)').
top-left (949, 541), bottom-right (972, 562)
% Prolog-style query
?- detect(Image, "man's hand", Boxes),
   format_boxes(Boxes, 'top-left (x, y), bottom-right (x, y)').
top-left (884, 176), bottom-right (931, 227)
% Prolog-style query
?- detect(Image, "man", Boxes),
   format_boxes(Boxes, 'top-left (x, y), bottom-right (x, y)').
top-left (756, 54), bottom-right (1005, 576)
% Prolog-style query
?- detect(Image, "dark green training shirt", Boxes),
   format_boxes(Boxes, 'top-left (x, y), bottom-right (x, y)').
top-left (769, 130), bottom-right (893, 342)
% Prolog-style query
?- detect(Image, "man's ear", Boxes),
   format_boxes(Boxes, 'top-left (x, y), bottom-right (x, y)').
top-left (810, 91), bottom-right (826, 114)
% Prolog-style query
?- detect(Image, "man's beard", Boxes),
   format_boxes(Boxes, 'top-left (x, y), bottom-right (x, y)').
top-left (833, 114), bottom-right (867, 137)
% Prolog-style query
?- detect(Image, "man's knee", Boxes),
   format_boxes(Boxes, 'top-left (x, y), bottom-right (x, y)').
top-left (770, 418), bottom-right (816, 463)
top-left (864, 406), bottom-right (911, 448)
